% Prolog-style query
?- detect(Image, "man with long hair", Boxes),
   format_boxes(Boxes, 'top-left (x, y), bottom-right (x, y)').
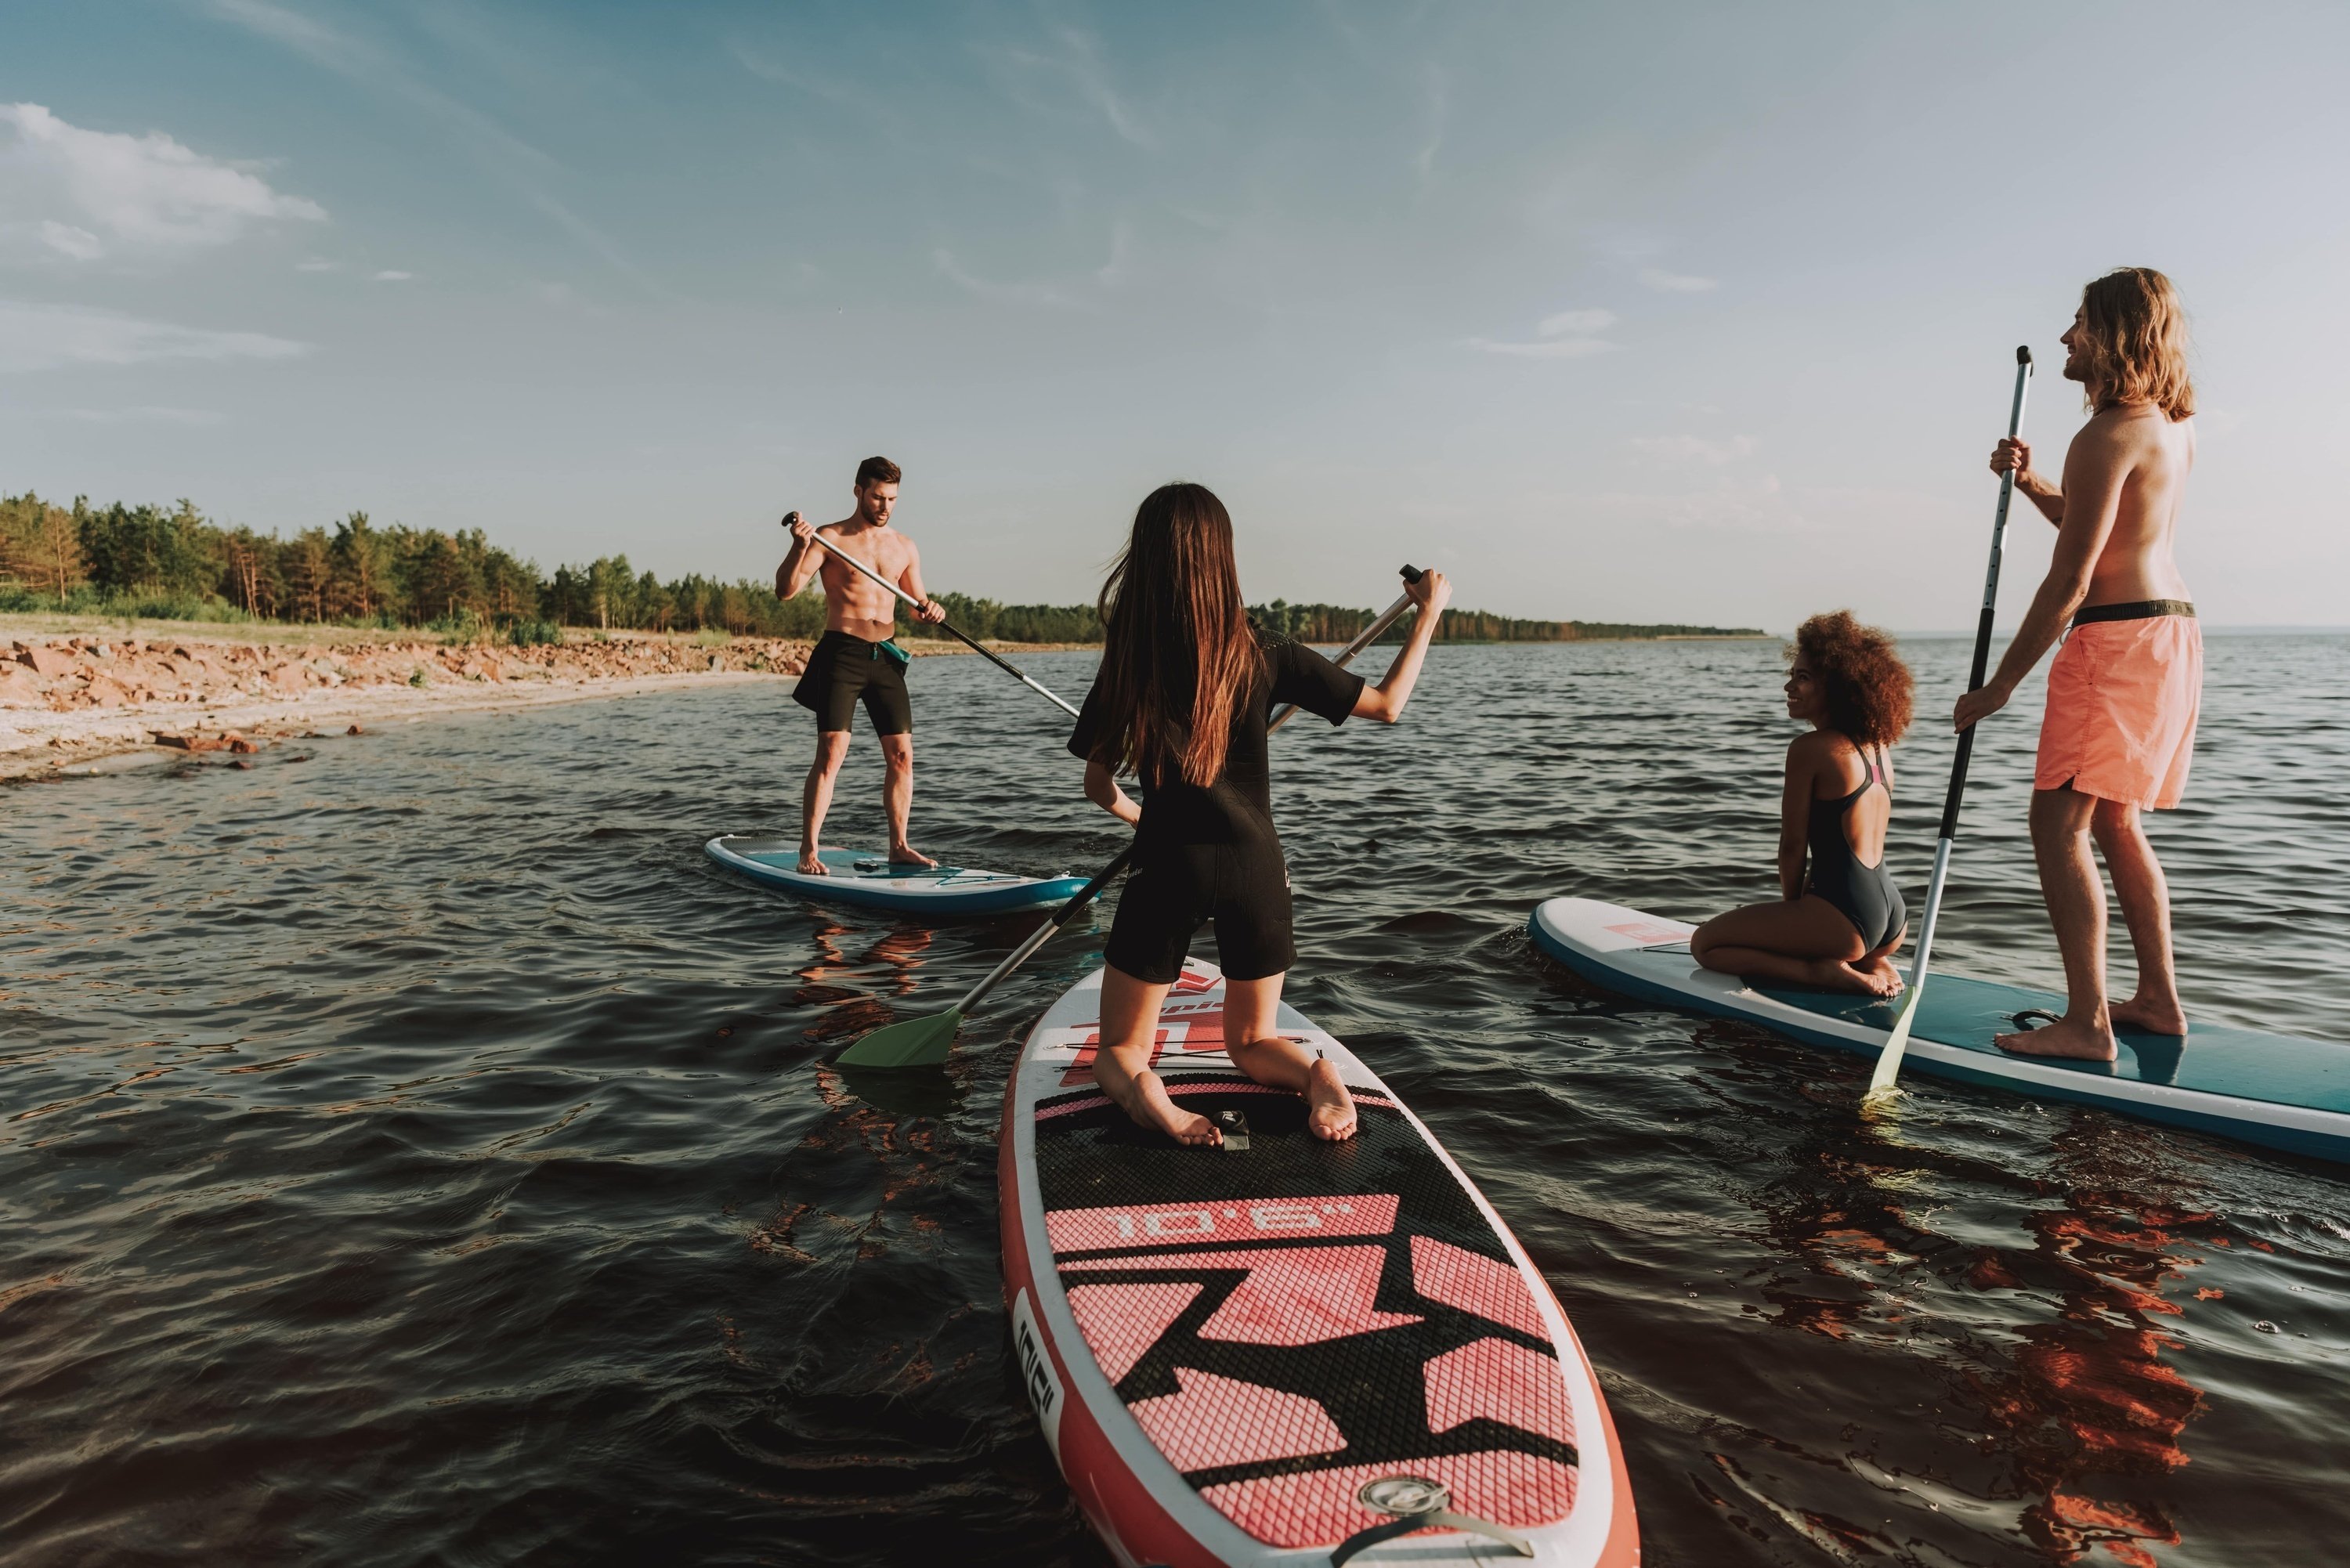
top-left (776, 456), bottom-right (947, 876)
top-left (1955, 269), bottom-right (2201, 1061)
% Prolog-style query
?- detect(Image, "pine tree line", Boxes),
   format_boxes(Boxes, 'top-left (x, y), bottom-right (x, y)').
top-left (1, 491), bottom-right (1759, 643)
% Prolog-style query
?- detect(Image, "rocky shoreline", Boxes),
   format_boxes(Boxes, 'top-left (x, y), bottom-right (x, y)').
top-left (0, 629), bottom-right (815, 782)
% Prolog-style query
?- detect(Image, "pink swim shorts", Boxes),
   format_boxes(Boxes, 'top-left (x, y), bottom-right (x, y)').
top-left (2034, 609), bottom-right (2203, 809)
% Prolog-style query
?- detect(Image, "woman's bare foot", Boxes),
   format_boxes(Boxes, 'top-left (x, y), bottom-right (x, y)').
top-left (1303, 1057), bottom-right (1358, 1142)
top-left (2110, 995), bottom-right (2188, 1036)
top-left (1995, 1013), bottom-right (2118, 1062)
top-left (797, 846), bottom-right (828, 876)
top-left (1123, 1069), bottom-right (1220, 1147)
top-left (1858, 956), bottom-right (1906, 998)
top-left (888, 842), bottom-right (938, 869)
top-left (1800, 958), bottom-right (1898, 997)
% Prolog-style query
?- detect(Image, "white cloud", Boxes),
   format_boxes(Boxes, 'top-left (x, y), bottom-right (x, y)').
top-left (934, 247), bottom-right (1091, 310)
top-left (0, 102), bottom-right (325, 258)
top-left (1538, 308), bottom-right (1617, 337)
top-left (1470, 335), bottom-right (1615, 359)
top-left (0, 301), bottom-right (309, 374)
top-left (295, 257), bottom-right (336, 272)
top-left (371, 269), bottom-right (413, 281)
top-left (1639, 267), bottom-right (1718, 293)
top-left (1630, 434), bottom-right (1759, 465)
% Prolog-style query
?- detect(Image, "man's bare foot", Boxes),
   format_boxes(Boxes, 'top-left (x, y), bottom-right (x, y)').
top-left (1995, 1013), bottom-right (2117, 1062)
top-left (797, 847), bottom-right (828, 876)
top-left (888, 843), bottom-right (939, 869)
top-left (2110, 995), bottom-right (2188, 1036)
top-left (1123, 1069), bottom-right (1220, 1147)
top-left (1303, 1057), bottom-right (1358, 1142)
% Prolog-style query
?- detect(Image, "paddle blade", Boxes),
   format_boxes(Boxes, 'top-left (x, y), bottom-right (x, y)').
top-left (1864, 982), bottom-right (1924, 1100)
top-left (836, 1007), bottom-right (964, 1070)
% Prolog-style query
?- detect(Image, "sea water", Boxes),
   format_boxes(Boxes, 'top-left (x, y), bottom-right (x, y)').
top-left (4, 635), bottom-right (2345, 1565)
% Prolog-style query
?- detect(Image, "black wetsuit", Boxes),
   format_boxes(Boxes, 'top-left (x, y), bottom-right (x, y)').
top-left (794, 629), bottom-right (913, 735)
top-left (1806, 741), bottom-right (1905, 951)
top-left (1068, 628), bottom-right (1365, 985)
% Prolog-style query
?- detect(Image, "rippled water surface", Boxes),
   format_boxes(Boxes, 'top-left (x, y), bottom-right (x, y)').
top-left (5, 635), bottom-right (2348, 1566)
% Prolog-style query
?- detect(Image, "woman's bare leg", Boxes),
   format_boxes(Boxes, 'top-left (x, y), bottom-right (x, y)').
top-left (1692, 897), bottom-right (1888, 994)
top-left (1094, 964), bottom-right (1219, 1146)
top-left (1220, 974), bottom-right (1357, 1142)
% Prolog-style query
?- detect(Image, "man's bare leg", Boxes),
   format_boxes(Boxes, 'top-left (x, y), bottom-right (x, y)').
top-left (2092, 798), bottom-right (2189, 1035)
top-left (878, 733), bottom-right (936, 867)
top-left (1094, 964), bottom-right (1217, 1145)
top-left (1220, 974), bottom-right (1356, 1140)
top-left (799, 729), bottom-right (851, 876)
top-left (1998, 786), bottom-right (2117, 1061)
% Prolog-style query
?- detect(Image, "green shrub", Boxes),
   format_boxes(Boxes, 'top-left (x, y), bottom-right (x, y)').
top-left (503, 618), bottom-right (562, 648)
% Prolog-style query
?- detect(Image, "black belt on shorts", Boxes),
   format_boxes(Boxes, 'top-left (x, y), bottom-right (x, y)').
top-left (2072, 598), bottom-right (2196, 626)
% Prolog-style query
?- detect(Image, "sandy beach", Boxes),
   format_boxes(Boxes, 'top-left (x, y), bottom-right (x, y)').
top-left (0, 620), bottom-right (1083, 782)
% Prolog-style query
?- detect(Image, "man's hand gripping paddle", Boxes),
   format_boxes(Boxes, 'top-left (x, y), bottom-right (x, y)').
top-left (783, 511), bottom-right (1080, 719)
top-left (1864, 348), bottom-right (2033, 1104)
top-left (837, 564), bottom-right (1425, 1070)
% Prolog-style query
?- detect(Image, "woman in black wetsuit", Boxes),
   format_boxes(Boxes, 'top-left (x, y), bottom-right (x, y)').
top-left (1692, 611), bottom-right (1916, 997)
top-left (1069, 482), bottom-right (1451, 1147)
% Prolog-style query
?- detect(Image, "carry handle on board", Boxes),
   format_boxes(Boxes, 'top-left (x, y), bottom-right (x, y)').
top-left (1865, 345), bottom-right (2033, 1100)
top-left (783, 511), bottom-right (1081, 719)
top-left (836, 564), bottom-right (1424, 1070)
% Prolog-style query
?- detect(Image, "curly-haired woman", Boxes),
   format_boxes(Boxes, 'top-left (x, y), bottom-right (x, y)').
top-left (1692, 612), bottom-right (1916, 997)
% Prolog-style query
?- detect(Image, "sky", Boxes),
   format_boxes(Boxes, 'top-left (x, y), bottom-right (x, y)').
top-left (5, 1), bottom-right (2348, 629)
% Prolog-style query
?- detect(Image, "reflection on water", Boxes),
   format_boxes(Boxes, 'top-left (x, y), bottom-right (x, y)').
top-left (2, 636), bottom-right (2346, 1566)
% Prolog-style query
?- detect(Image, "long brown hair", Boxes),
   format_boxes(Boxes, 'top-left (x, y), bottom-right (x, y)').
top-left (2078, 267), bottom-right (2195, 419)
top-left (1090, 482), bottom-right (1263, 786)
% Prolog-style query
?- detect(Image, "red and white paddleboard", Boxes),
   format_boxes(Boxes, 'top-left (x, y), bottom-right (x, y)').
top-left (1000, 957), bottom-right (1640, 1566)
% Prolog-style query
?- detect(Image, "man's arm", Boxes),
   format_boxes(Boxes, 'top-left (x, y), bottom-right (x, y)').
top-left (897, 539), bottom-right (946, 623)
top-left (1954, 423), bottom-right (2131, 730)
top-left (1990, 438), bottom-right (2066, 528)
top-left (777, 513), bottom-right (826, 599)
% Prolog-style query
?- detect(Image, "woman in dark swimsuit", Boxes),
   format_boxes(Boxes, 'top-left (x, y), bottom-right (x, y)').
top-left (1071, 482), bottom-right (1450, 1147)
top-left (1692, 611), bottom-right (1916, 997)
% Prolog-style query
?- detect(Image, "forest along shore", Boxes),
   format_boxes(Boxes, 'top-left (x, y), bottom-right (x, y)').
top-left (0, 624), bottom-right (835, 781)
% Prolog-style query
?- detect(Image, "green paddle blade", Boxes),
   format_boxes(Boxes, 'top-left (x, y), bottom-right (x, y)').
top-left (836, 1006), bottom-right (964, 1070)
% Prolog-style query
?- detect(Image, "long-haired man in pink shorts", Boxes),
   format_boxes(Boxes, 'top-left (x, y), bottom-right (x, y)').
top-left (1954, 268), bottom-right (2201, 1062)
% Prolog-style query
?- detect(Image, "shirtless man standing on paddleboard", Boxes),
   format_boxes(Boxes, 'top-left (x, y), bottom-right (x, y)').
top-left (776, 455), bottom-right (948, 876)
top-left (1954, 268), bottom-right (2201, 1062)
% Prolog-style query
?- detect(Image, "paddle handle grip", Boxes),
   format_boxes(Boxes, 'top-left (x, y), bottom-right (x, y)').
top-left (1267, 565), bottom-right (1424, 735)
top-left (783, 512), bottom-right (1080, 719)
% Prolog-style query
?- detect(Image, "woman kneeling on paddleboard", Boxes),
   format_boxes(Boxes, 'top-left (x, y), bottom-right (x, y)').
top-left (1692, 611), bottom-right (1916, 997)
top-left (1070, 482), bottom-right (1450, 1147)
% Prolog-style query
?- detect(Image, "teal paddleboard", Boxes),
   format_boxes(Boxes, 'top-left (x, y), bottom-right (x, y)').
top-left (707, 836), bottom-right (1086, 916)
top-left (1529, 895), bottom-right (2350, 1166)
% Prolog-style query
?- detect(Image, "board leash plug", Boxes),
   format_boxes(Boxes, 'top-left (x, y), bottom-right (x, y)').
top-left (1331, 1476), bottom-right (1534, 1565)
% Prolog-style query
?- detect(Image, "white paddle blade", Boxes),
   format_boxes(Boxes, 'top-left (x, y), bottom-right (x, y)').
top-left (1865, 984), bottom-right (1923, 1098)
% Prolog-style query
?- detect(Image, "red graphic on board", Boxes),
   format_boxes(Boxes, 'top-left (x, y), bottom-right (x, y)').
top-left (1129, 1368), bottom-right (1346, 1471)
top-left (1064, 1245), bottom-right (1421, 1346)
top-left (1424, 1336), bottom-right (1578, 1446)
top-left (1047, 1193), bottom-right (1400, 1253)
top-left (1411, 1234), bottom-right (1546, 1337)
top-left (1066, 1282), bottom-right (1204, 1383)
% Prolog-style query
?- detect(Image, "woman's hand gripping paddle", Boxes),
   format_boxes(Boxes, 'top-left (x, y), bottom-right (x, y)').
top-left (783, 512), bottom-right (1081, 719)
top-left (835, 564), bottom-right (1423, 1070)
top-left (1864, 347), bottom-right (2034, 1104)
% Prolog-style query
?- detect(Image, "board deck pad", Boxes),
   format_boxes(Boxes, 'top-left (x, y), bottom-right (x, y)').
top-left (1002, 959), bottom-right (1634, 1566)
top-left (704, 836), bottom-right (1085, 916)
top-left (1530, 895), bottom-right (2350, 1166)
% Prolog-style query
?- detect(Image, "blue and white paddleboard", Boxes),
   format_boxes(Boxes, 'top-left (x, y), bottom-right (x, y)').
top-left (706, 836), bottom-right (1087, 916)
top-left (1529, 895), bottom-right (2350, 1167)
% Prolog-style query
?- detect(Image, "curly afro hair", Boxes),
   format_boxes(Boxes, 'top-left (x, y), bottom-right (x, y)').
top-left (1792, 611), bottom-right (1914, 749)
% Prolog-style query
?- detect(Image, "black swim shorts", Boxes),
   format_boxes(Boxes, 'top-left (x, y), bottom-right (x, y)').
top-left (793, 629), bottom-right (913, 735)
top-left (1105, 841), bottom-right (1293, 985)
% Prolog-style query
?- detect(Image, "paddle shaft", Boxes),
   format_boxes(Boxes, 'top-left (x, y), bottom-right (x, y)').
top-left (1869, 346), bottom-right (2033, 1094)
top-left (945, 570), bottom-right (1423, 1022)
top-left (785, 515), bottom-right (1080, 719)
top-left (1268, 565), bottom-right (1425, 734)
